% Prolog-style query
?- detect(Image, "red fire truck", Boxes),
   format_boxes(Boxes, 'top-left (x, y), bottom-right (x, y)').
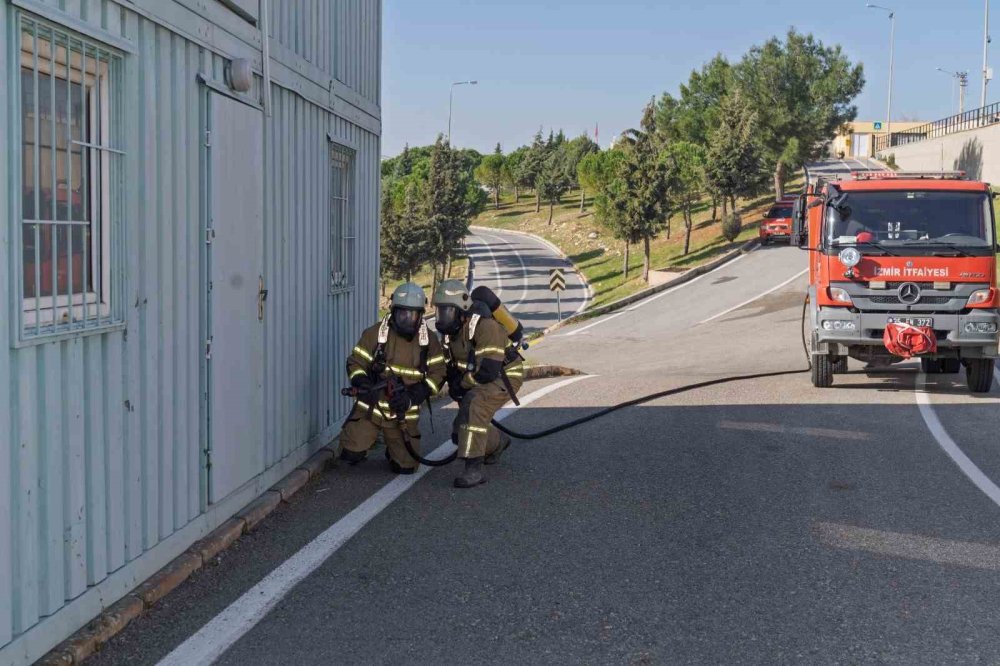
top-left (795, 171), bottom-right (999, 392)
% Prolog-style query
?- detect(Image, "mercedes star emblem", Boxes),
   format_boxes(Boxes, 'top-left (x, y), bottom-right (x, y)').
top-left (897, 282), bottom-right (922, 304)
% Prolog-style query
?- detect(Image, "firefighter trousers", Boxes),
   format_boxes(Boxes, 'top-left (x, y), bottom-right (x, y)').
top-left (340, 409), bottom-right (421, 470)
top-left (452, 374), bottom-right (523, 459)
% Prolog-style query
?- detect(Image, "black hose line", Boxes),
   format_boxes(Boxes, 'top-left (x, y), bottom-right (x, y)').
top-left (398, 293), bottom-right (815, 463)
top-left (401, 431), bottom-right (458, 467)
top-left (490, 368), bottom-right (809, 440)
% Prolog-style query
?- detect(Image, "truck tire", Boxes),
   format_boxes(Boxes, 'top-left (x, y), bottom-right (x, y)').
top-left (921, 358), bottom-right (943, 374)
top-left (966, 359), bottom-right (996, 393)
top-left (832, 357), bottom-right (848, 374)
top-left (811, 356), bottom-right (834, 388)
top-left (940, 358), bottom-right (961, 374)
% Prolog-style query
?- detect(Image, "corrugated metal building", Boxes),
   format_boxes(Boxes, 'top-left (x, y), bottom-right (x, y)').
top-left (0, 1), bottom-right (381, 662)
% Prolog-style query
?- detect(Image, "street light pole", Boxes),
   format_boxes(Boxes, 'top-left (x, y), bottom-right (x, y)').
top-left (447, 80), bottom-right (478, 144)
top-left (868, 4), bottom-right (896, 146)
top-left (983, 0), bottom-right (991, 107)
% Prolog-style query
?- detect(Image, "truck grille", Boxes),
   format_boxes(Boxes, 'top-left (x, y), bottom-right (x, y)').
top-left (869, 295), bottom-right (952, 305)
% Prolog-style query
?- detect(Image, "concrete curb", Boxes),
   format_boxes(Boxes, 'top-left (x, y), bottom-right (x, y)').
top-left (469, 225), bottom-right (595, 314)
top-left (538, 238), bottom-right (759, 336)
top-left (38, 445), bottom-right (339, 665)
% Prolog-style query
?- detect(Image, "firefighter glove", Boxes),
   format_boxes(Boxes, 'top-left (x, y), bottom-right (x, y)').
top-left (388, 390), bottom-right (412, 416)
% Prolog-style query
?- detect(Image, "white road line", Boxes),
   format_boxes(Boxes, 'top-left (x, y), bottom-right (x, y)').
top-left (478, 231), bottom-right (529, 311)
top-left (915, 372), bottom-right (1000, 510)
top-left (562, 249), bottom-right (756, 337)
top-left (469, 234), bottom-right (504, 299)
top-left (156, 375), bottom-right (592, 666)
top-left (697, 268), bottom-right (808, 325)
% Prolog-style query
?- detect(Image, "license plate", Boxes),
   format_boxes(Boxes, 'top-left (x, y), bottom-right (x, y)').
top-left (887, 316), bottom-right (934, 327)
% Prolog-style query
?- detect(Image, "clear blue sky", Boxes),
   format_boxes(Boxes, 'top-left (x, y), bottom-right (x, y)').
top-left (382, 0), bottom-right (993, 158)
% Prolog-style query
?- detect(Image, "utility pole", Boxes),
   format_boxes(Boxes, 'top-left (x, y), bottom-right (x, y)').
top-left (937, 68), bottom-right (970, 114)
top-left (867, 4), bottom-right (896, 146)
top-left (447, 80), bottom-right (478, 144)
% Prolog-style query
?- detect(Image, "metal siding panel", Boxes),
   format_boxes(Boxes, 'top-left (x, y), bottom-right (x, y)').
top-left (84, 336), bottom-right (108, 586)
top-left (122, 9), bottom-right (145, 564)
top-left (105, 335), bottom-right (126, 572)
top-left (40, 343), bottom-right (65, 615)
top-left (157, 25), bottom-right (175, 540)
top-left (0, 0), bottom-right (13, 648)
top-left (14, 350), bottom-right (40, 634)
top-left (140, 23), bottom-right (161, 551)
top-left (187, 41), bottom-right (202, 522)
top-left (64, 340), bottom-right (88, 600)
top-left (171, 32), bottom-right (189, 529)
top-left (263, 93), bottom-right (276, 466)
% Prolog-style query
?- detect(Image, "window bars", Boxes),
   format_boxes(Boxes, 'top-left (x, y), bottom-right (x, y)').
top-left (16, 14), bottom-right (124, 340)
top-left (330, 143), bottom-right (355, 293)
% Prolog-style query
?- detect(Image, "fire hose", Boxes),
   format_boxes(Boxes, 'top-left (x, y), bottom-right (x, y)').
top-left (343, 295), bottom-right (817, 467)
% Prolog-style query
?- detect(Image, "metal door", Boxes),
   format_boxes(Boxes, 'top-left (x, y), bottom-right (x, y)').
top-left (852, 133), bottom-right (870, 157)
top-left (206, 92), bottom-right (265, 503)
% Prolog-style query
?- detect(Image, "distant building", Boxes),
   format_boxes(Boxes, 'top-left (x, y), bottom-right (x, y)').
top-left (831, 120), bottom-right (925, 158)
top-left (0, 1), bottom-right (381, 663)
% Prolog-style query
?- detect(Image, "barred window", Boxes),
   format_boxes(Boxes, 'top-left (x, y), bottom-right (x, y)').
top-left (330, 143), bottom-right (356, 292)
top-left (17, 16), bottom-right (124, 339)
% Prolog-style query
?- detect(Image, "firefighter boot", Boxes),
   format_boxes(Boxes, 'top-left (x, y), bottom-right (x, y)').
top-left (339, 448), bottom-right (367, 465)
top-left (389, 459), bottom-right (416, 475)
top-left (454, 457), bottom-right (486, 488)
top-left (484, 433), bottom-right (512, 465)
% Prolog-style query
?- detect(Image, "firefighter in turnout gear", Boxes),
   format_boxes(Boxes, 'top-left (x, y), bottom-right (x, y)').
top-left (340, 282), bottom-right (446, 474)
top-left (432, 280), bottom-right (524, 488)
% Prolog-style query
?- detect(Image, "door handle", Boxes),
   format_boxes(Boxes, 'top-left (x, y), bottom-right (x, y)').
top-left (258, 276), bottom-right (268, 321)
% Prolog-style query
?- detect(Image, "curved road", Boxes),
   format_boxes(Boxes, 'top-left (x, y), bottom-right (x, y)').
top-left (89, 192), bottom-right (1000, 664)
top-left (464, 228), bottom-right (589, 332)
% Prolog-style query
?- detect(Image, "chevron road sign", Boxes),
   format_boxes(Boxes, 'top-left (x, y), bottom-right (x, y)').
top-left (549, 269), bottom-right (566, 292)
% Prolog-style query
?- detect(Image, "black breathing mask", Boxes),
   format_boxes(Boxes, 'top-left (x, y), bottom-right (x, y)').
top-left (434, 305), bottom-right (463, 336)
top-left (391, 307), bottom-right (422, 340)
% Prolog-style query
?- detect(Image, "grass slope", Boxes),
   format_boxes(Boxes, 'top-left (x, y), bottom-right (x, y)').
top-left (474, 188), bottom-right (787, 308)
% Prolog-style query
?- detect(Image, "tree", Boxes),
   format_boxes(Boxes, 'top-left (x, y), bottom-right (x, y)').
top-left (426, 136), bottom-right (474, 291)
top-left (577, 149), bottom-right (619, 215)
top-left (704, 90), bottom-right (767, 218)
top-left (504, 147), bottom-right (527, 201)
top-left (393, 143), bottom-right (414, 180)
top-left (562, 134), bottom-right (600, 211)
top-left (601, 102), bottom-right (669, 283)
top-left (521, 130), bottom-right (548, 213)
top-left (381, 183), bottom-right (430, 285)
top-left (536, 144), bottom-right (572, 225)
top-left (475, 143), bottom-right (506, 210)
top-left (664, 141), bottom-right (705, 256)
top-left (735, 29), bottom-right (864, 197)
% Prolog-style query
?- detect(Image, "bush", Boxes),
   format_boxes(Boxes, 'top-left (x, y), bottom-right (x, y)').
top-left (884, 153), bottom-right (899, 170)
top-left (722, 212), bottom-right (742, 242)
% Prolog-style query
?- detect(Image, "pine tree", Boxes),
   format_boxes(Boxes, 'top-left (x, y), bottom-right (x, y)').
top-left (605, 101), bottom-right (670, 283)
top-left (705, 90), bottom-right (767, 217)
top-left (475, 143), bottom-right (506, 210)
top-left (536, 144), bottom-right (572, 225)
top-left (521, 130), bottom-right (547, 213)
top-left (393, 143), bottom-right (414, 180)
top-left (426, 136), bottom-right (474, 291)
top-left (380, 183), bottom-right (429, 283)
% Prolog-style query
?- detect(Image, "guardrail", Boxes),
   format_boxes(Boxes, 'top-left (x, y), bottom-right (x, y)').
top-left (873, 102), bottom-right (1000, 153)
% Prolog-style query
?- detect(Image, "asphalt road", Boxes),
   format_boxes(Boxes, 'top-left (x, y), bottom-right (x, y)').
top-left (805, 155), bottom-right (884, 185)
top-left (464, 228), bottom-right (589, 332)
top-left (90, 226), bottom-right (1000, 664)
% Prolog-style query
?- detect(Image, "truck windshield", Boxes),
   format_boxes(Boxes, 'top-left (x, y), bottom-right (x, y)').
top-left (825, 190), bottom-right (995, 248)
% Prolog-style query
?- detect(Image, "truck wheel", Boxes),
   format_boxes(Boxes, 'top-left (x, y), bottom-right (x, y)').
top-left (921, 358), bottom-right (943, 374)
top-left (832, 357), bottom-right (848, 374)
top-left (811, 356), bottom-right (834, 388)
top-left (966, 359), bottom-right (996, 393)
top-left (940, 358), bottom-right (961, 374)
